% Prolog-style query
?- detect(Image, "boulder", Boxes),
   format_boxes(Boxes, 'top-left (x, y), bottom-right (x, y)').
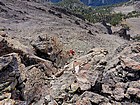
top-left (0, 53), bottom-right (26, 102)
top-left (0, 31), bottom-right (7, 37)
top-left (24, 66), bottom-right (46, 104)
top-left (76, 97), bottom-right (92, 105)
top-left (0, 99), bottom-right (15, 105)
top-left (65, 48), bottom-right (108, 71)
top-left (102, 20), bottom-right (112, 34)
top-left (48, 48), bottom-right (108, 104)
top-left (113, 28), bottom-right (130, 40)
top-left (76, 70), bottom-right (99, 91)
top-left (101, 42), bottom-right (140, 104)
top-left (0, 36), bottom-right (35, 56)
top-left (125, 80), bottom-right (140, 101)
top-left (31, 35), bottom-right (69, 68)
top-left (120, 54), bottom-right (140, 71)
top-left (77, 91), bottom-right (110, 105)
top-left (112, 82), bottom-right (128, 101)
top-left (0, 35), bottom-right (59, 104)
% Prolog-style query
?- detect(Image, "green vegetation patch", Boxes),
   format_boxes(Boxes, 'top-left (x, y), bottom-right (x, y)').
top-left (55, 0), bottom-right (140, 26)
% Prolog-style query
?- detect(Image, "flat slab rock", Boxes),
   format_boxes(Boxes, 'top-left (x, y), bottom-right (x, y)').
top-left (0, 53), bottom-right (26, 104)
top-left (0, 36), bottom-right (35, 56)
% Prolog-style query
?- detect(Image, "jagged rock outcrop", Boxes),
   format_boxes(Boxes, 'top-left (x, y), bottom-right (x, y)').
top-left (31, 35), bottom-right (70, 68)
top-left (102, 20), bottom-right (112, 34)
top-left (0, 53), bottom-right (25, 105)
top-left (43, 42), bottom-right (140, 105)
top-left (113, 28), bottom-right (130, 40)
top-left (101, 42), bottom-right (140, 104)
top-left (45, 48), bottom-right (108, 105)
top-left (0, 35), bottom-right (59, 104)
top-left (0, 19), bottom-right (140, 105)
top-left (0, 0), bottom-right (140, 105)
top-left (0, 36), bottom-right (35, 56)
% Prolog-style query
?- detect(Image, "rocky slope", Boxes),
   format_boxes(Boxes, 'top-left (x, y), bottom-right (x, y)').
top-left (0, 0), bottom-right (129, 55)
top-left (113, 1), bottom-right (140, 38)
top-left (0, 0), bottom-right (140, 105)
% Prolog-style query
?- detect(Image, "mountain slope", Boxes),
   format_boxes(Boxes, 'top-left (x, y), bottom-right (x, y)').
top-left (0, 0), bottom-right (127, 55)
top-left (2, 0), bottom-right (140, 105)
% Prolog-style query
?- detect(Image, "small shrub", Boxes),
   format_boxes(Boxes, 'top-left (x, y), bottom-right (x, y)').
top-left (110, 13), bottom-right (124, 26)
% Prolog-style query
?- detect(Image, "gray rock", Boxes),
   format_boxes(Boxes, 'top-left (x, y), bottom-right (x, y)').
top-left (0, 53), bottom-right (26, 103)
top-left (0, 36), bottom-right (35, 56)
top-left (113, 28), bottom-right (130, 40)
top-left (102, 20), bottom-right (112, 34)
top-left (45, 95), bottom-right (51, 104)
top-left (112, 88), bottom-right (125, 101)
top-left (78, 91), bottom-right (110, 105)
top-left (31, 35), bottom-right (68, 67)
